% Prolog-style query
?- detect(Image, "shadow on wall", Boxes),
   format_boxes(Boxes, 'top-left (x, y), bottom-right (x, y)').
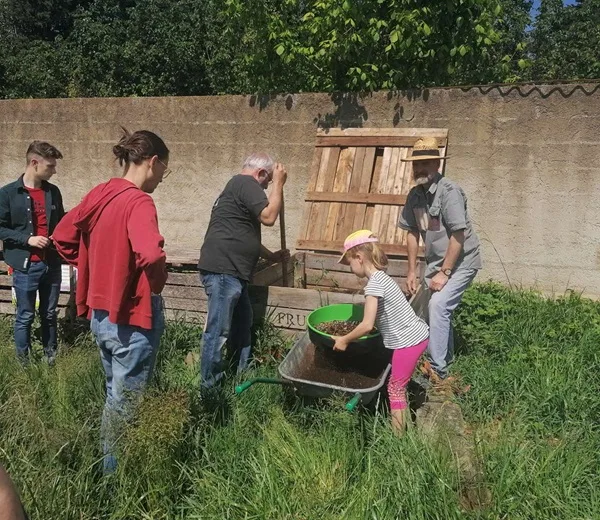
top-left (313, 92), bottom-right (369, 129)
top-left (310, 89), bottom-right (432, 130)
top-left (247, 88), bottom-right (434, 130)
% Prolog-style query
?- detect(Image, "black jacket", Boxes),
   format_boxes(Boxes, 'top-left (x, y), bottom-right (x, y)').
top-left (0, 175), bottom-right (65, 272)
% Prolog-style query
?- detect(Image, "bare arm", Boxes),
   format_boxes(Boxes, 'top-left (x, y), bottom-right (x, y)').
top-left (441, 230), bottom-right (465, 272)
top-left (429, 230), bottom-right (465, 292)
top-left (407, 230), bottom-right (419, 275)
top-left (259, 181), bottom-right (283, 226)
top-left (333, 296), bottom-right (378, 350)
top-left (405, 230), bottom-right (420, 295)
top-left (259, 163), bottom-right (287, 226)
top-left (0, 465), bottom-right (26, 520)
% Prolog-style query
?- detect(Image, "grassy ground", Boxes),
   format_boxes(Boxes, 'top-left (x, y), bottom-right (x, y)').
top-left (0, 282), bottom-right (598, 519)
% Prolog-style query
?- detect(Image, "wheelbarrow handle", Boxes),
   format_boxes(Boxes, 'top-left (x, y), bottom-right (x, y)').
top-left (345, 392), bottom-right (362, 412)
top-left (235, 378), bottom-right (291, 394)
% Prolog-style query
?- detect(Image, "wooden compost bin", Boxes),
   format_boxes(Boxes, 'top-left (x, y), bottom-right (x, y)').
top-left (0, 127), bottom-right (447, 333)
top-left (160, 127), bottom-right (449, 332)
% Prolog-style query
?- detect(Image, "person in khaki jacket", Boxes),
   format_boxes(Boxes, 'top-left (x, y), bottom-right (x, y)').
top-left (398, 137), bottom-right (482, 386)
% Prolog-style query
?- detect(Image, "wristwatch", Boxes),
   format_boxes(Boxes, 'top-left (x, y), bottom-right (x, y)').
top-left (441, 268), bottom-right (452, 277)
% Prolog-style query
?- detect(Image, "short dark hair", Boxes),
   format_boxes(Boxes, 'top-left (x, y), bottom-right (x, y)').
top-left (112, 127), bottom-right (169, 167)
top-left (26, 141), bottom-right (63, 163)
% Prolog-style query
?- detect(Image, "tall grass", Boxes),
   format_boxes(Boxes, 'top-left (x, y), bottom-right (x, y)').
top-left (0, 282), bottom-right (598, 519)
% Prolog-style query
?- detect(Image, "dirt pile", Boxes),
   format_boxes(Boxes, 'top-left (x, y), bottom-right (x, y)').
top-left (291, 343), bottom-right (389, 389)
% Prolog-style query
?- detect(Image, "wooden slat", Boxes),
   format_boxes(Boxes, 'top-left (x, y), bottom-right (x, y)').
top-left (252, 306), bottom-right (316, 331)
top-left (163, 283), bottom-right (363, 311)
top-left (316, 128), bottom-right (449, 138)
top-left (294, 252), bottom-right (307, 289)
top-left (0, 301), bottom-right (71, 318)
top-left (316, 136), bottom-right (450, 148)
top-left (251, 260), bottom-right (294, 287)
top-left (310, 147), bottom-right (340, 241)
top-left (296, 240), bottom-right (424, 257)
top-left (299, 147), bottom-right (324, 241)
top-left (165, 249), bottom-right (200, 266)
top-left (352, 148), bottom-right (376, 231)
top-left (370, 147), bottom-right (393, 236)
top-left (303, 252), bottom-right (414, 278)
top-left (162, 285), bottom-right (206, 300)
top-left (305, 192), bottom-right (408, 205)
top-left (331, 147), bottom-right (357, 241)
top-left (379, 147), bottom-right (401, 239)
top-left (385, 147), bottom-right (407, 244)
top-left (163, 297), bottom-right (207, 313)
top-left (164, 308), bottom-right (204, 323)
top-left (166, 272), bottom-right (201, 287)
top-left (338, 147), bottom-right (366, 239)
top-left (0, 289), bottom-right (71, 306)
top-left (396, 146), bottom-right (418, 245)
top-left (303, 147), bottom-right (329, 241)
top-left (305, 268), bottom-right (405, 292)
top-left (305, 147), bottom-right (330, 241)
top-left (324, 147), bottom-right (355, 241)
top-left (363, 148), bottom-right (384, 231)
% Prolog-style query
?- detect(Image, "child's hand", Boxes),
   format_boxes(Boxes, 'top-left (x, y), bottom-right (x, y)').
top-left (332, 336), bottom-right (349, 352)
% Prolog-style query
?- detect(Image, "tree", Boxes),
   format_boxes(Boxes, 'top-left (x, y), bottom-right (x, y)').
top-left (224, 0), bottom-right (527, 92)
top-left (529, 0), bottom-right (600, 81)
top-left (63, 0), bottom-right (209, 97)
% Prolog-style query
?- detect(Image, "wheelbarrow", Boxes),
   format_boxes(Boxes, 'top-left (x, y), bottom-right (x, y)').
top-left (235, 331), bottom-right (391, 411)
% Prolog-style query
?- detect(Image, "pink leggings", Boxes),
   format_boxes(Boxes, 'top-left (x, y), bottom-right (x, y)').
top-left (387, 338), bottom-right (429, 410)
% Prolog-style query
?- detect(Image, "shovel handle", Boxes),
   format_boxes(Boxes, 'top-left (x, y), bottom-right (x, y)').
top-left (280, 195), bottom-right (288, 286)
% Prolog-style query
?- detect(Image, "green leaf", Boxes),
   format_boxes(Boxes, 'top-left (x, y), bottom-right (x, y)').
top-left (423, 23), bottom-right (431, 36)
top-left (459, 45), bottom-right (467, 56)
top-left (518, 59), bottom-right (527, 69)
top-left (390, 30), bottom-right (399, 43)
top-left (275, 44), bottom-right (285, 56)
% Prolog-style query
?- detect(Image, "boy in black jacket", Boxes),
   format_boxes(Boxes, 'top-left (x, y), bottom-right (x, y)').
top-left (0, 141), bottom-right (65, 364)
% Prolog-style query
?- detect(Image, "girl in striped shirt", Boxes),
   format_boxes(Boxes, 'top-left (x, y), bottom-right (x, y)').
top-left (333, 229), bottom-right (429, 434)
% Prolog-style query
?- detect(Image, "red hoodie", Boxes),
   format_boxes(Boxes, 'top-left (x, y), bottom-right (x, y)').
top-left (52, 178), bottom-right (168, 330)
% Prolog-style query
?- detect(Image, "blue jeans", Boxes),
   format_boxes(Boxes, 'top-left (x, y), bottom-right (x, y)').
top-left (199, 271), bottom-right (253, 391)
top-left (90, 295), bottom-right (165, 474)
top-left (427, 268), bottom-right (478, 378)
top-left (12, 261), bottom-right (61, 360)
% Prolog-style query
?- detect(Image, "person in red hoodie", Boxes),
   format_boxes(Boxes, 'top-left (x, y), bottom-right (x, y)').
top-left (51, 128), bottom-right (170, 474)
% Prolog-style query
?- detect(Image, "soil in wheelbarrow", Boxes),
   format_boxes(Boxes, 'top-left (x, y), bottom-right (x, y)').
top-left (291, 343), bottom-right (389, 389)
top-left (315, 320), bottom-right (377, 336)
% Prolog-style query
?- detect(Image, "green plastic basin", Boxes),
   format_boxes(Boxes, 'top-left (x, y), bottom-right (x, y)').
top-left (306, 303), bottom-right (382, 351)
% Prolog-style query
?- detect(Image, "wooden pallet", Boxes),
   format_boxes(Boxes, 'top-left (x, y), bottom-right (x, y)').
top-left (295, 127), bottom-right (447, 293)
top-left (297, 127), bottom-right (448, 257)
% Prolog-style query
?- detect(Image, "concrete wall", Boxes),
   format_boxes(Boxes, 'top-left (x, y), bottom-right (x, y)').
top-left (1, 83), bottom-right (599, 297)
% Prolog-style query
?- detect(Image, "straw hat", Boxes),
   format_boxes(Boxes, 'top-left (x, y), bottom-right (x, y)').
top-left (338, 229), bottom-right (378, 264)
top-left (402, 137), bottom-right (449, 161)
